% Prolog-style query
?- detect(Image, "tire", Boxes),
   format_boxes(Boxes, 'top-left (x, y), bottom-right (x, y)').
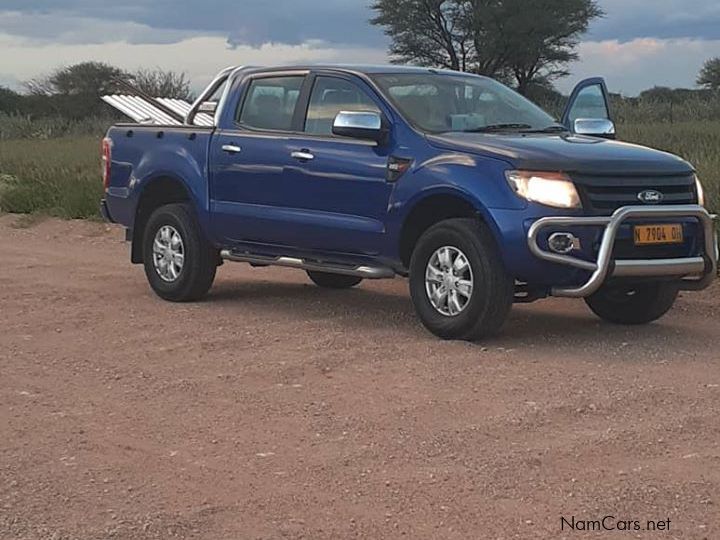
top-left (142, 203), bottom-right (218, 302)
top-left (307, 271), bottom-right (363, 289)
top-left (409, 218), bottom-right (514, 341)
top-left (585, 282), bottom-right (679, 325)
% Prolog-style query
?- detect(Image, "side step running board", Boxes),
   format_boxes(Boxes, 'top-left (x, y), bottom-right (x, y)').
top-left (220, 250), bottom-right (395, 279)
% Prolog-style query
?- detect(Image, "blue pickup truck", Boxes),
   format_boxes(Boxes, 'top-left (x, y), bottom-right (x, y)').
top-left (101, 65), bottom-right (717, 340)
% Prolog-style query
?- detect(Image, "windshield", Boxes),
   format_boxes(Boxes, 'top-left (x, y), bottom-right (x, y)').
top-left (371, 72), bottom-right (557, 133)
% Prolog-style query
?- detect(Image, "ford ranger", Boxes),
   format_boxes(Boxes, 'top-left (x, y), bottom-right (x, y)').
top-left (100, 65), bottom-right (717, 341)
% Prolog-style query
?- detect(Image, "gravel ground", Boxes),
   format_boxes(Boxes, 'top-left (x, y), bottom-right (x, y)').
top-left (1, 214), bottom-right (719, 540)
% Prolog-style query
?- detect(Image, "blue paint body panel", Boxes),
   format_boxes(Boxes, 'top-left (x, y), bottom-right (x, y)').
top-left (103, 67), bottom-right (701, 291)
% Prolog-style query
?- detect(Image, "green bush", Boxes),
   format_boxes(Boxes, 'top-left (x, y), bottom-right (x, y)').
top-left (0, 112), bottom-right (112, 140)
top-left (0, 137), bottom-right (103, 219)
top-left (612, 93), bottom-right (720, 125)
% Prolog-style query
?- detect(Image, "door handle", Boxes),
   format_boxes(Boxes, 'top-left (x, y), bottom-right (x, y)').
top-left (222, 144), bottom-right (242, 154)
top-left (291, 150), bottom-right (314, 161)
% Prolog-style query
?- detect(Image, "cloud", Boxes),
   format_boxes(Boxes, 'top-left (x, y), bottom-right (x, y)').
top-left (2, 1), bottom-right (720, 95)
top-left (558, 37), bottom-right (720, 95)
top-left (0, 3), bottom-right (388, 91)
top-left (591, 0), bottom-right (720, 41)
top-left (0, 1), bottom-right (385, 47)
top-left (4, 0), bottom-right (719, 48)
top-left (0, 11), bottom-right (209, 45)
top-left (0, 33), bottom-right (389, 92)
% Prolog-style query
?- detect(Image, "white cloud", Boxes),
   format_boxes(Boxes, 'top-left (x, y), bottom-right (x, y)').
top-left (2, 9), bottom-right (719, 98)
top-left (0, 33), bottom-right (388, 91)
top-left (0, 11), bottom-right (205, 45)
top-left (559, 37), bottom-right (720, 95)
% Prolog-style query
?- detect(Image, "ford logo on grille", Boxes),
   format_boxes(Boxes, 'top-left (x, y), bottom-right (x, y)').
top-left (637, 189), bottom-right (664, 204)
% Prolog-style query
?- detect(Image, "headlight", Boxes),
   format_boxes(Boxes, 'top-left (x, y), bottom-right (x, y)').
top-left (695, 175), bottom-right (705, 207)
top-left (505, 170), bottom-right (581, 209)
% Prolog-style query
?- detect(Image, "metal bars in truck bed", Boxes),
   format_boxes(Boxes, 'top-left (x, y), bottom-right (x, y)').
top-left (101, 94), bottom-right (214, 126)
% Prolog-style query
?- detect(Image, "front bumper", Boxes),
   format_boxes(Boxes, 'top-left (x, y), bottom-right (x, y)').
top-left (528, 205), bottom-right (718, 298)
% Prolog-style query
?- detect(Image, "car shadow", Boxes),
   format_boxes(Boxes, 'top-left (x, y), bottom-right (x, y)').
top-left (207, 279), bottom-right (421, 331)
top-left (205, 278), bottom-right (701, 348)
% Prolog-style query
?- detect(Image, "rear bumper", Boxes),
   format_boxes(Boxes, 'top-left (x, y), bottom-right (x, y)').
top-left (528, 205), bottom-right (718, 298)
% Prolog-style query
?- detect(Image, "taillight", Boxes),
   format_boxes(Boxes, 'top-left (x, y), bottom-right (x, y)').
top-left (101, 138), bottom-right (112, 189)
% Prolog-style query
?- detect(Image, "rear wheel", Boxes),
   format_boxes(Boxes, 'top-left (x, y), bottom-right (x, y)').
top-left (585, 282), bottom-right (679, 325)
top-left (143, 203), bottom-right (218, 302)
top-left (409, 218), bottom-right (514, 341)
top-left (307, 271), bottom-right (362, 289)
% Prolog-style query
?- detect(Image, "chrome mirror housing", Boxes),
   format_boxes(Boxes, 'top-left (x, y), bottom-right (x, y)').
top-left (332, 111), bottom-right (385, 142)
top-left (573, 118), bottom-right (616, 139)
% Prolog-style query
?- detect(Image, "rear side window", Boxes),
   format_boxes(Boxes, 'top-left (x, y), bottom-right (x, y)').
top-left (237, 76), bottom-right (304, 131)
top-left (304, 76), bottom-right (380, 135)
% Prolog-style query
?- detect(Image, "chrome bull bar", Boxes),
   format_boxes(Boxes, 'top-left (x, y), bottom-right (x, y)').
top-left (527, 205), bottom-right (718, 298)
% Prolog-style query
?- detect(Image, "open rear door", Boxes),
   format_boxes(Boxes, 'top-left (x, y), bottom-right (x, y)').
top-left (562, 78), bottom-right (615, 139)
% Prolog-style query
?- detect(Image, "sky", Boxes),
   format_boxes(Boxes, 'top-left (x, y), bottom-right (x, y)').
top-left (0, 1), bottom-right (719, 96)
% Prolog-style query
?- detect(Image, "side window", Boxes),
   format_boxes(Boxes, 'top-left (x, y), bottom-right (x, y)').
top-left (237, 76), bottom-right (305, 131)
top-left (305, 76), bottom-right (380, 136)
top-left (567, 84), bottom-right (608, 123)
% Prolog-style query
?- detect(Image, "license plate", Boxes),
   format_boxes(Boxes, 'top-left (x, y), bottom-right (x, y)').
top-left (633, 224), bottom-right (684, 245)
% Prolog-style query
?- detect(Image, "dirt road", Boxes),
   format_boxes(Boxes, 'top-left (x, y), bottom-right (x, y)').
top-left (1, 215), bottom-right (718, 539)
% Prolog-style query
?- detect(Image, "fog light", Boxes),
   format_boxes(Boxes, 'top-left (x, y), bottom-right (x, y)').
top-left (548, 232), bottom-right (581, 254)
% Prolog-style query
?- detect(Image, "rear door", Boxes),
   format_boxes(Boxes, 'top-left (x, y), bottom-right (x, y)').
top-left (281, 73), bottom-right (395, 255)
top-left (208, 72), bottom-right (308, 244)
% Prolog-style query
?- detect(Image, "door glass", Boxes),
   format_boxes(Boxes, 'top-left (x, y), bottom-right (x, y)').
top-left (238, 76), bottom-right (304, 131)
top-left (373, 73), bottom-right (554, 133)
top-left (567, 84), bottom-right (608, 123)
top-left (305, 77), bottom-right (380, 135)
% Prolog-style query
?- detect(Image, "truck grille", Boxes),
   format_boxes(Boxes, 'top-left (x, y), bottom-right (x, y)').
top-left (572, 173), bottom-right (697, 215)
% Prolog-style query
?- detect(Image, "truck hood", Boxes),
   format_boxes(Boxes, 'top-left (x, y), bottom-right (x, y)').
top-left (426, 132), bottom-right (694, 176)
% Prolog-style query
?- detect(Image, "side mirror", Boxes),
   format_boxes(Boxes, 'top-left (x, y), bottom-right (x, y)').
top-left (198, 101), bottom-right (218, 115)
top-left (333, 111), bottom-right (386, 142)
top-left (573, 118), bottom-right (616, 139)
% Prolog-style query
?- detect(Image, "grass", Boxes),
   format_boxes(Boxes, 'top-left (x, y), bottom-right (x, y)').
top-left (0, 123), bottom-right (717, 220)
top-left (0, 113), bottom-right (113, 140)
top-left (0, 136), bottom-right (103, 219)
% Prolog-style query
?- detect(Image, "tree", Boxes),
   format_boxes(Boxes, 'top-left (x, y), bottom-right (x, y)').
top-left (23, 62), bottom-right (128, 118)
top-left (25, 62), bottom-right (128, 97)
top-left (371, 0), bottom-right (472, 72)
top-left (522, 77), bottom-right (566, 115)
top-left (131, 68), bottom-right (194, 100)
top-left (0, 86), bottom-right (22, 113)
top-left (697, 57), bottom-right (720, 91)
top-left (371, 0), bottom-right (603, 94)
top-left (499, 0), bottom-right (603, 95)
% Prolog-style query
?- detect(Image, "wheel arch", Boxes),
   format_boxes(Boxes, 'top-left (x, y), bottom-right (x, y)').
top-left (398, 190), bottom-right (499, 269)
top-left (130, 175), bottom-right (194, 264)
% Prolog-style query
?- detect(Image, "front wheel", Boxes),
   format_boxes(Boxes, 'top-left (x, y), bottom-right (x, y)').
top-left (142, 203), bottom-right (218, 302)
top-left (585, 282), bottom-right (679, 325)
top-left (409, 218), bottom-right (514, 341)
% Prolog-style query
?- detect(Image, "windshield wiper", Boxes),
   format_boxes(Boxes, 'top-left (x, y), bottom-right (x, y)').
top-left (520, 124), bottom-right (568, 134)
top-left (462, 123), bottom-right (533, 133)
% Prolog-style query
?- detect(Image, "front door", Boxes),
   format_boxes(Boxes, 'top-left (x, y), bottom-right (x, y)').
top-left (281, 74), bottom-right (394, 255)
top-left (562, 77), bottom-right (614, 137)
